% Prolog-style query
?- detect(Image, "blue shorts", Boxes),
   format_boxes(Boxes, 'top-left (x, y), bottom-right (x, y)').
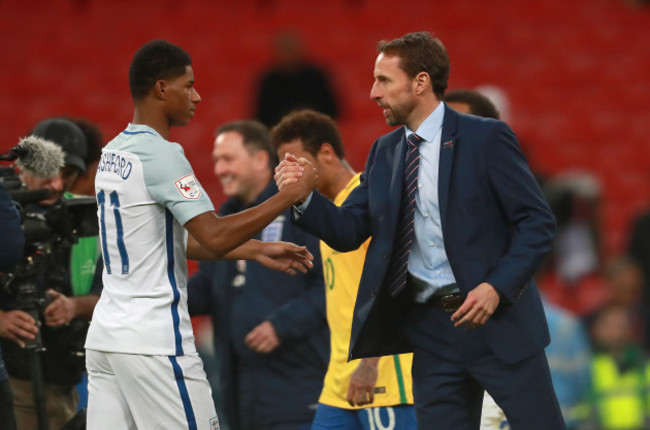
top-left (312, 403), bottom-right (417, 430)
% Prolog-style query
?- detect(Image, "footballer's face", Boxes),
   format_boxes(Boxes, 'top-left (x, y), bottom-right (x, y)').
top-left (370, 53), bottom-right (418, 128)
top-left (276, 139), bottom-right (318, 171)
top-left (165, 66), bottom-right (201, 126)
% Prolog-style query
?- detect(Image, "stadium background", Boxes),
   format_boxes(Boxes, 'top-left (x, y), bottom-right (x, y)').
top-left (0, 0), bottom-right (649, 260)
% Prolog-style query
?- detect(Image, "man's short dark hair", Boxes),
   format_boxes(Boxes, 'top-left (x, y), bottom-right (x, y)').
top-left (129, 40), bottom-right (192, 101)
top-left (377, 32), bottom-right (449, 100)
top-left (270, 109), bottom-right (344, 160)
top-left (444, 89), bottom-right (500, 119)
top-left (216, 120), bottom-right (278, 169)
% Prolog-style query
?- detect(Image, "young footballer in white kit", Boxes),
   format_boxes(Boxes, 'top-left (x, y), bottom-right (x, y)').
top-left (85, 40), bottom-right (317, 430)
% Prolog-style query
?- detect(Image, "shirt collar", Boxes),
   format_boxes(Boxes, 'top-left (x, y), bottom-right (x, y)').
top-left (404, 101), bottom-right (445, 143)
top-left (126, 123), bottom-right (163, 139)
top-left (333, 173), bottom-right (362, 205)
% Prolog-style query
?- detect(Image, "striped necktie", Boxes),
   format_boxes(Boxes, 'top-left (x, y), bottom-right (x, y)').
top-left (386, 133), bottom-right (423, 298)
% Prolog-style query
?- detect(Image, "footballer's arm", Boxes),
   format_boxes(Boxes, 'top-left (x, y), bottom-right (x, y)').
top-left (186, 234), bottom-right (313, 275)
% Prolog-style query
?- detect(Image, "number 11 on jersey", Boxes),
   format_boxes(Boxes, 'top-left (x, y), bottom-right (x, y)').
top-left (98, 189), bottom-right (130, 275)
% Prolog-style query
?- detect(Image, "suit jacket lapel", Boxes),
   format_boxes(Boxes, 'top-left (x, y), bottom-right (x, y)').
top-left (389, 131), bottom-right (408, 223)
top-left (438, 106), bottom-right (458, 231)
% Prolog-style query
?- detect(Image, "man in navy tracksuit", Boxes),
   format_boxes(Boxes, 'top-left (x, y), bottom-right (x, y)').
top-left (188, 120), bottom-right (328, 430)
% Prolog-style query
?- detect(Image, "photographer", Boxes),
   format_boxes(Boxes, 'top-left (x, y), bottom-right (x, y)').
top-left (1, 181), bottom-right (25, 430)
top-left (0, 118), bottom-right (101, 430)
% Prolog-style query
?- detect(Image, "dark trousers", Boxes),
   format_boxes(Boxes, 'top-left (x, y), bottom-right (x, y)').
top-left (404, 303), bottom-right (565, 430)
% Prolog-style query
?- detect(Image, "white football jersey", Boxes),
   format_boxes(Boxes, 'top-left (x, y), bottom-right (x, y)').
top-left (85, 123), bottom-right (214, 356)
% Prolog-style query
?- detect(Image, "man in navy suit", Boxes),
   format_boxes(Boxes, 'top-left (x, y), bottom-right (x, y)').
top-left (275, 32), bottom-right (565, 429)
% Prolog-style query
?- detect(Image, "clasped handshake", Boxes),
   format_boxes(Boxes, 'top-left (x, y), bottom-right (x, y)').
top-left (274, 153), bottom-right (318, 205)
top-left (238, 153), bottom-right (318, 278)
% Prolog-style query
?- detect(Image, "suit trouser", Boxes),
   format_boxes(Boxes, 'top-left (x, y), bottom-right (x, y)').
top-left (403, 303), bottom-right (565, 430)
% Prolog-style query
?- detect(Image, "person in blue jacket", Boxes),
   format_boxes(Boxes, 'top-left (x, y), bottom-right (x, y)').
top-left (0, 181), bottom-right (25, 430)
top-left (188, 120), bottom-right (328, 430)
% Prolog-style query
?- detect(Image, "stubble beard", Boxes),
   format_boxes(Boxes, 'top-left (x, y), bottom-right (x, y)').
top-left (389, 95), bottom-right (419, 128)
top-left (384, 106), bottom-right (408, 127)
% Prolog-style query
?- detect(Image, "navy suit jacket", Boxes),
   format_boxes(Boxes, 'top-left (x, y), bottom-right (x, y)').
top-left (295, 105), bottom-right (556, 364)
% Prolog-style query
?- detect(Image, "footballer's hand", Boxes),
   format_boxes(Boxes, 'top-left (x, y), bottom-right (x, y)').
top-left (0, 309), bottom-right (39, 348)
top-left (256, 241), bottom-right (314, 275)
top-left (451, 282), bottom-right (500, 329)
top-left (274, 154), bottom-right (304, 191)
top-left (245, 321), bottom-right (280, 353)
top-left (275, 154), bottom-right (317, 204)
top-left (347, 358), bottom-right (380, 406)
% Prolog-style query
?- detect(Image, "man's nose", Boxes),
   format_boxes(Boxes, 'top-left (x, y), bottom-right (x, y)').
top-left (214, 160), bottom-right (226, 178)
top-left (49, 175), bottom-right (64, 190)
top-left (370, 82), bottom-right (380, 100)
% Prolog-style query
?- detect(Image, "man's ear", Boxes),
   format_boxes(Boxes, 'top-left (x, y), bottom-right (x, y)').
top-left (253, 149), bottom-right (270, 170)
top-left (317, 143), bottom-right (336, 164)
top-left (413, 72), bottom-right (430, 96)
top-left (154, 80), bottom-right (167, 99)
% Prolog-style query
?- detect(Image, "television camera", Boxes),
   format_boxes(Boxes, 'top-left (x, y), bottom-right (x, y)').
top-left (1, 133), bottom-right (99, 340)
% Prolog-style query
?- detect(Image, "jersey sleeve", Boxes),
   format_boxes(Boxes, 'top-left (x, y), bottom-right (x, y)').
top-left (141, 142), bottom-right (214, 225)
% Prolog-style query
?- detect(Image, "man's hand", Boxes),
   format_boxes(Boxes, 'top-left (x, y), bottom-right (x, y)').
top-left (0, 309), bottom-right (38, 348)
top-left (451, 282), bottom-right (500, 329)
top-left (256, 241), bottom-right (314, 275)
top-left (274, 153), bottom-right (304, 191)
top-left (274, 154), bottom-right (317, 203)
top-left (44, 289), bottom-right (76, 327)
top-left (245, 321), bottom-right (280, 353)
top-left (347, 358), bottom-right (380, 406)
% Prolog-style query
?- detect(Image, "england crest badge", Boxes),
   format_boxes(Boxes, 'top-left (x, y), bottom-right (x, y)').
top-left (262, 215), bottom-right (285, 242)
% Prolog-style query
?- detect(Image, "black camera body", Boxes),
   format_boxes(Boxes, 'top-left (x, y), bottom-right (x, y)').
top-left (2, 265), bottom-right (52, 350)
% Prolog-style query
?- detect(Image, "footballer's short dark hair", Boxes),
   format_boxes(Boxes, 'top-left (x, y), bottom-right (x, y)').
top-left (444, 89), bottom-right (500, 119)
top-left (271, 109), bottom-right (344, 160)
top-left (129, 40), bottom-right (192, 101)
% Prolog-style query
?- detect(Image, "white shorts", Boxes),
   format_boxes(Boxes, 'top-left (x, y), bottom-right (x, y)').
top-left (480, 391), bottom-right (509, 430)
top-left (86, 349), bottom-right (219, 430)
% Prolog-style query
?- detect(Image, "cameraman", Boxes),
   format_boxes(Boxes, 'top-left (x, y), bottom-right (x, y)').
top-left (1, 181), bottom-right (25, 430)
top-left (0, 118), bottom-right (101, 430)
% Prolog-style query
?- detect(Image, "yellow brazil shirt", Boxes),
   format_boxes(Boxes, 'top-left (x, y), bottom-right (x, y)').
top-left (318, 173), bottom-right (414, 409)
